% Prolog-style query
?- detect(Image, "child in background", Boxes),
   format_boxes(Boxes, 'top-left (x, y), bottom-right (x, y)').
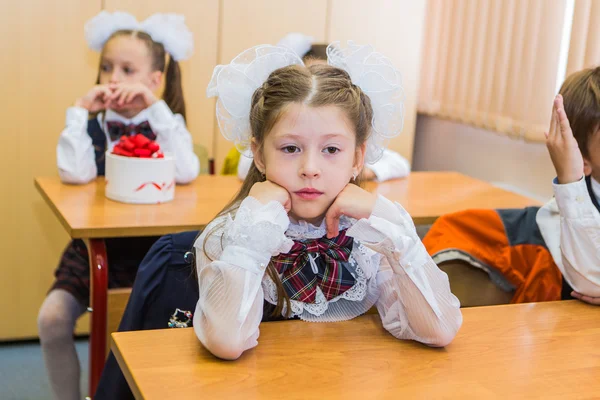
top-left (38, 11), bottom-right (198, 400)
top-left (423, 67), bottom-right (600, 307)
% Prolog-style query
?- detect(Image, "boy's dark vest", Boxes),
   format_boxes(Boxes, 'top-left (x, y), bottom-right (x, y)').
top-left (586, 175), bottom-right (600, 213)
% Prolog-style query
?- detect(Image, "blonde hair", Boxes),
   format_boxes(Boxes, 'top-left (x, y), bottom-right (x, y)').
top-left (204, 63), bottom-right (373, 317)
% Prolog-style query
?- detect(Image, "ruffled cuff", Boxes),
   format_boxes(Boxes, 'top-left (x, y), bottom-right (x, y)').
top-left (223, 196), bottom-right (293, 260)
top-left (346, 195), bottom-right (429, 275)
top-left (347, 195), bottom-right (442, 317)
top-left (347, 195), bottom-right (413, 239)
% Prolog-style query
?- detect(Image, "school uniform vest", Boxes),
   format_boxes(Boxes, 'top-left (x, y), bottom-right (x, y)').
top-left (87, 116), bottom-right (158, 176)
top-left (88, 118), bottom-right (108, 176)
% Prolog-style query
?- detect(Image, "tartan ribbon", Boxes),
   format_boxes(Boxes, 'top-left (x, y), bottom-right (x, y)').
top-left (270, 229), bottom-right (355, 303)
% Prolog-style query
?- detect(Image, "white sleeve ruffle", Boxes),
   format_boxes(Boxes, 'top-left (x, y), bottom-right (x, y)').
top-left (193, 197), bottom-right (292, 359)
top-left (347, 195), bottom-right (463, 347)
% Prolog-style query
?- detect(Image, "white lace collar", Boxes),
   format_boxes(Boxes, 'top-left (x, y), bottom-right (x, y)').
top-left (285, 216), bottom-right (355, 240)
top-left (262, 239), bottom-right (381, 320)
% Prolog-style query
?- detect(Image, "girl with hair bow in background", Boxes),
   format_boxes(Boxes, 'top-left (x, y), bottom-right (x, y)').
top-left (38, 11), bottom-right (198, 400)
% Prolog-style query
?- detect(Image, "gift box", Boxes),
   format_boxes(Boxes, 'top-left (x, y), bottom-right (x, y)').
top-left (105, 134), bottom-right (175, 204)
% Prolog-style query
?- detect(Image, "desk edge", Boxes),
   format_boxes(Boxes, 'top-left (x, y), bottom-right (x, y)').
top-left (111, 333), bottom-right (145, 400)
top-left (34, 178), bottom-right (74, 237)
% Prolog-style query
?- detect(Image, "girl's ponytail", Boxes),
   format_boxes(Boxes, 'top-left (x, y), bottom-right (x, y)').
top-left (163, 57), bottom-right (186, 120)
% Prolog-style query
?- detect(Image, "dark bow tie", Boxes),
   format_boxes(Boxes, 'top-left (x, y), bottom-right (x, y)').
top-left (270, 229), bottom-right (355, 303)
top-left (106, 120), bottom-right (156, 142)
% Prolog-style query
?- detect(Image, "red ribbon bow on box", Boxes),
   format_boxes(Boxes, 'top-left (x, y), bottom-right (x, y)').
top-left (112, 133), bottom-right (164, 158)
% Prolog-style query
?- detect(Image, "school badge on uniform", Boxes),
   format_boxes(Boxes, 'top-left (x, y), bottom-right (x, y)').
top-left (168, 308), bottom-right (193, 328)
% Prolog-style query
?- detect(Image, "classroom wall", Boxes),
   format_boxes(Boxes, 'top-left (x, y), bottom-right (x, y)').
top-left (1, 0), bottom-right (425, 340)
top-left (412, 115), bottom-right (556, 201)
top-left (0, 0), bottom-right (102, 341)
top-left (327, 0), bottom-right (426, 164)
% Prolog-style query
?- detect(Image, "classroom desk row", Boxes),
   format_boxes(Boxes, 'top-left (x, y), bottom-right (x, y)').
top-left (112, 300), bottom-right (600, 399)
top-left (35, 171), bottom-right (542, 396)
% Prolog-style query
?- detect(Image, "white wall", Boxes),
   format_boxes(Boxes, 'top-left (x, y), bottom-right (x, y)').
top-left (412, 115), bottom-right (556, 201)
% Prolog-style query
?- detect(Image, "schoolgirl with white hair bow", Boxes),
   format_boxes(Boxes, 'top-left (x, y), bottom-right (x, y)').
top-left (194, 42), bottom-right (462, 361)
top-left (40, 11), bottom-right (199, 400)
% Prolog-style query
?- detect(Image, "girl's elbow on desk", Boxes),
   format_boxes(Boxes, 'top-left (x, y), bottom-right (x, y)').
top-left (198, 328), bottom-right (250, 361)
top-left (202, 338), bottom-right (247, 360)
top-left (427, 313), bottom-right (463, 348)
top-left (406, 313), bottom-right (463, 348)
top-left (425, 328), bottom-right (460, 348)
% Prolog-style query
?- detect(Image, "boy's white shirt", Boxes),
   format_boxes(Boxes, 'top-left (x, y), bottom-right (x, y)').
top-left (56, 100), bottom-right (200, 185)
top-left (192, 194), bottom-right (462, 360)
top-left (536, 176), bottom-right (600, 297)
top-left (237, 149), bottom-right (411, 182)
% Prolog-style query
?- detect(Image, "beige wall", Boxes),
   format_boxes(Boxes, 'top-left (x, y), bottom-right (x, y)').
top-left (0, 0), bottom-right (102, 340)
top-left (327, 0), bottom-right (427, 162)
top-left (2, 0), bottom-right (426, 340)
top-left (413, 115), bottom-right (555, 201)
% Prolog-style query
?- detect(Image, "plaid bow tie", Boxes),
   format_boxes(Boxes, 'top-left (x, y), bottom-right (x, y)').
top-left (270, 229), bottom-right (355, 303)
top-left (106, 120), bottom-right (156, 142)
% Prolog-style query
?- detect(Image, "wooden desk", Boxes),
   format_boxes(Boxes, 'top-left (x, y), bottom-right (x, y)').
top-left (364, 171), bottom-right (541, 224)
top-left (112, 301), bottom-right (600, 399)
top-left (35, 175), bottom-right (241, 396)
top-left (35, 171), bottom-right (539, 396)
top-left (34, 175), bottom-right (242, 239)
top-left (36, 172), bottom-right (540, 239)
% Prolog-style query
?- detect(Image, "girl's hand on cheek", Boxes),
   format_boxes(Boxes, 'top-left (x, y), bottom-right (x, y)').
top-left (325, 184), bottom-right (377, 238)
top-left (249, 180), bottom-right (292, 212)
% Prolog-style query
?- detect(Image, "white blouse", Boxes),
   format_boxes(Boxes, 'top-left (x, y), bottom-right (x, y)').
top-left (56, 100), bottom-right (200, 185)
top-left (537, 176), bottom-right (600, 297)
top-left (193, 195), bottom-right (462, 360)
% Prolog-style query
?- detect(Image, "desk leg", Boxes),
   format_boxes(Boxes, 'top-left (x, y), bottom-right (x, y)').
top-left (87, 239), bottom-right (108, 398)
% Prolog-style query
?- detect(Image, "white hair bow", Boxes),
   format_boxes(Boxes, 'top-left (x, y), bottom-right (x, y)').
top-left (84, 11), bottom-right (194, 62)
top-left (207, 41), bottom-right (404, 163)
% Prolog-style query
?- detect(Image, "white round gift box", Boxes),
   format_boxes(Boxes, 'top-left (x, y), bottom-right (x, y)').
top-left (105, 152), bottom-right (176, 204)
